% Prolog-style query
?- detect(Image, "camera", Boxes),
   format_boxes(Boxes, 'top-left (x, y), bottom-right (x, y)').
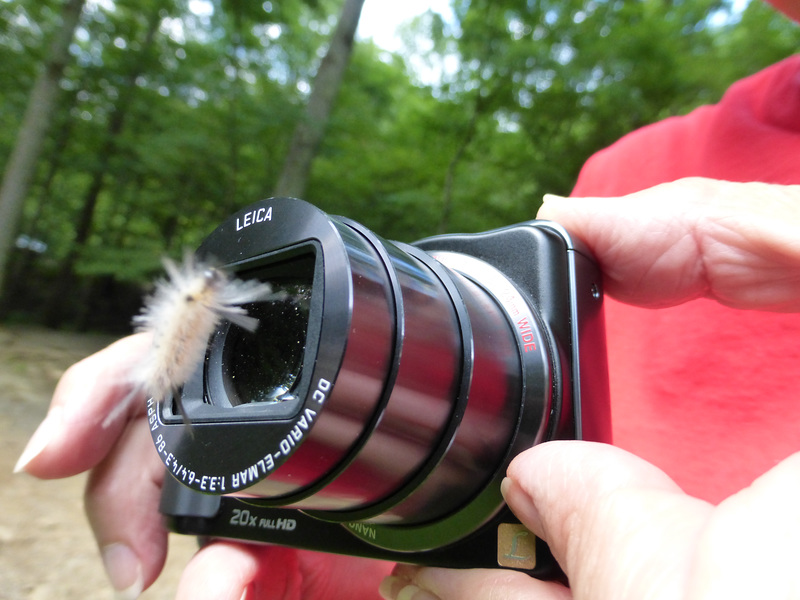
top-left (151, 197), bottom-right (610, 580)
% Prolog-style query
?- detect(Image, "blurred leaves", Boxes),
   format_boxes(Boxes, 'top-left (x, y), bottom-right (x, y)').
top-left (0, 0), bottom-right (797, 329)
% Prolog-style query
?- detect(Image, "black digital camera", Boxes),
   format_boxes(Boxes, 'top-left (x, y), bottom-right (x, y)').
top-left (151, 197), bottom-right (610, 580)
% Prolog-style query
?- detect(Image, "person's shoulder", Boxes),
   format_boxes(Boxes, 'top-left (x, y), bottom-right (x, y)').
top-left (573, 56), bottom-right (800, 196)
top-left (572, 109), bottom-right (711, 196)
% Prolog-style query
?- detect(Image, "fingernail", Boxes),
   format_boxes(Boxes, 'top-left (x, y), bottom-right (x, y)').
top-left (500, 476), bottom-right (513, 498)
top-left (101, 543), bottom-right (143, 600)
top-left (542, 193), bottom-right (568, 203)
top-left (398, 585), bottom-right (440, 600)
top-left (379, 576), bottom-right (440, 600)
top-left (379, 576), bottom-right (401, 600)
top-left (14, 406), bottom-right (63, 473)
top-left (501, 476), bottom-right (544, 535)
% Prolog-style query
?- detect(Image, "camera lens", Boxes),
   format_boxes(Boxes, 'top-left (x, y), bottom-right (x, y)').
top-left (155, 198), bottom-right (553, 534)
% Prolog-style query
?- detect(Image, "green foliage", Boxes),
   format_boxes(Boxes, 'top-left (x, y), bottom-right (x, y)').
top-left (0, 0), bottom-right (797, 328)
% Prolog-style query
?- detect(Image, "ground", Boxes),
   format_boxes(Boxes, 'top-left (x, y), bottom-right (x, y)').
top-left (0, 325), bottom-right (197, 599)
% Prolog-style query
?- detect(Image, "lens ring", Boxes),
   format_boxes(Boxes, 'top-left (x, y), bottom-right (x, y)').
top-left (239, 218), bottom-right (406, 506)
top-left (150, 199), bottom-right (357, 485)
top-left (342, 249), bottom-right (553, 544)
top-left (301, 243), bottom-right (475, 521)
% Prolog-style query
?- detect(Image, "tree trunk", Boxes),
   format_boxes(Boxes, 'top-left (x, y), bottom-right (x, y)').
top-left (439, 107), bottom-right (479, 234)
top-left (438, 90), bottom-right (491, 234)
top-left (273, 0), bottom-right (365, 198)
top-left (44, 7), bottom-right (162, 327)
top-left (224, 3), bottom-right (244, 208)
top-left (0, 0), bottom-right (85, 300)
top-left (0, 102), bottom-right (77, 319)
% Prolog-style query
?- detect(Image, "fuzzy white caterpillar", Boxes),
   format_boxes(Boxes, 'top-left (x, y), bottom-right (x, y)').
top-left (103, 254), bottom-right (276, 428)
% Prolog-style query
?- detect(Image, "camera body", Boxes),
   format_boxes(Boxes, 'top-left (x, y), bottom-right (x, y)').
top-left (152, 197), bottom-right (609, 579)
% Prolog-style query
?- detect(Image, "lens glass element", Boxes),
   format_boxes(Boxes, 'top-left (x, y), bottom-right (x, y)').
top-left (221, 256), bottom-right (314, 407)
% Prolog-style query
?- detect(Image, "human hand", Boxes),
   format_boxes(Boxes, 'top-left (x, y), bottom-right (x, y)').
top-left (380, 441), bottom-right (800, 599)
top-left (379, 178), bottom-right (800, 598)
top-left (539, 177), bottom-right (800, 311)
top-left (14, 334), bottom-right (392, 599)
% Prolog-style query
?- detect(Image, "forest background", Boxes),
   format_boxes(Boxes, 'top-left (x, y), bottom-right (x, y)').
top-left (0, 0), bottom-right (798, 332)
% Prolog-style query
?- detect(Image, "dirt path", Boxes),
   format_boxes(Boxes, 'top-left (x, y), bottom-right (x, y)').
top-left (0, 326), bottom-right (197, 599)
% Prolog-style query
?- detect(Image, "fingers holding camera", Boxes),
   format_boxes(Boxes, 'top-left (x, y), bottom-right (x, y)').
top-left (174, 542), bottom-right (260, 600)
top-left (379, 441), bottom-right (710, 600)
top-left (84, 413), bottom-right (169, 598)
top-left (503, 441), bottom-right (712, 600)
top-left (177, 544), bottom-right (392, 600)
top-left (13, 334), bottom-right (164, 598)
top-left (538, 178), bottom-right (800, 311)
top-left (14, 333), bottom-right (151, 477)
top-left (380, 564), bottom-right (570, 600)
top-left (497, 441), bottom-right (800, 600)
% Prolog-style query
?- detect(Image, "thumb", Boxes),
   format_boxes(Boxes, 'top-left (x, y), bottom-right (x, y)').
top-left (503, 441), bottom-right (712, 600)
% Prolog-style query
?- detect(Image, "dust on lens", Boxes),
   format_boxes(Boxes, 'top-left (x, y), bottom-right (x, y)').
top-left (222, 282), bottom-right (312, 406)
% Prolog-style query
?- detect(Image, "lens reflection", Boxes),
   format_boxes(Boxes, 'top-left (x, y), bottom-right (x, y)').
top-left (222, 282), bottom-right (312, 406)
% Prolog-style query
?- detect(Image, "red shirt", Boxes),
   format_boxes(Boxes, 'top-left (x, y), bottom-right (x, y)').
top-left (572, 55), bottom-right (800, 503)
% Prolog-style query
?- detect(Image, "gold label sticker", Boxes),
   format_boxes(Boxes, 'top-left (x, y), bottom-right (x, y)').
top-left (497, 523), bottom-right (537, 570)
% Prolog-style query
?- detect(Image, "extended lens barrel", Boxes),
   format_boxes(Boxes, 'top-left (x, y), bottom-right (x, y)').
top-left (151, 198), bottom-right (552, 528)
